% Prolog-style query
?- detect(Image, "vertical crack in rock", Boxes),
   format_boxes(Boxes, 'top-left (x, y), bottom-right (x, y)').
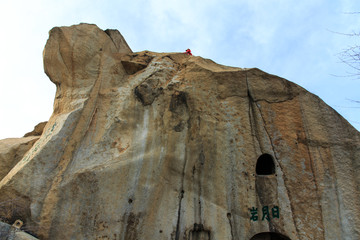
top-left (174, 91), bottom-right (190, 240)
top-left (175, 149), bottom-right (190, 239)
top-left (226, 213), bottom-right (234, 240)
top-left (196, 150), bottom-right (204, 224)
top-left (246, 74), bottom-right (299, 235)
top-left (175, 189), bottom-right (184, 240)
top-left (38, 53), bottom-right (105, 239)
top-left (245, 76), bottom-right (263, 155)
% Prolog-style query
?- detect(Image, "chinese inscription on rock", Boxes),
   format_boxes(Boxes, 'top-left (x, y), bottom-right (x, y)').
top-left (249, 206), bottom-right (279, 222)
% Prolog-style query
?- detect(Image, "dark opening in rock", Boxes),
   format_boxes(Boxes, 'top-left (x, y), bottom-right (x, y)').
top-left (256, 154), bottom-right (275, 175)
top-left (13, 219), bottom-right (23, 229)
top-left (250, 232), bottom-right (291, 240)
top-left (121, 61), bottom-right (147, 75)
top-left (189, 223), bottom-right (210, 240)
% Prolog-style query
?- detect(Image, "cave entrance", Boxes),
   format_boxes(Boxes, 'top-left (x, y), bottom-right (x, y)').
top-left (250, 232), bottom-right (290, 240)
top-left (256, 154), bottom-right (275, 175)
top-left (188, 224), bottom-right (210, 240)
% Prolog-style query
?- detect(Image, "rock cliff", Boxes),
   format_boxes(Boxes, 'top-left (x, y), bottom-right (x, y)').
top-left (0, 23), bottom-right (359, 240)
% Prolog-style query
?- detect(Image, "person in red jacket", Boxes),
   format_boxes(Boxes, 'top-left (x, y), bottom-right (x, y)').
top-left (184, 49), bottom-right (192, 55)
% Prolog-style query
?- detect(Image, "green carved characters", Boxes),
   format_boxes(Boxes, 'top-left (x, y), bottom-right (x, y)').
top-left (249, 205), bottom-right (279, 222)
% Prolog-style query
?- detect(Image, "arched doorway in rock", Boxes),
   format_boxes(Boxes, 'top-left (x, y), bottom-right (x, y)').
top-left (188, 223), bottom-right (210, 240)
top-left (256, 153), bottom-right (275, 175)
top-left (250, 232), bottom-right (290, 240)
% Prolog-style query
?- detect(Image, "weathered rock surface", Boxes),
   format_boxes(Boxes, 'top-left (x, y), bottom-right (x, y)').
top-left (0, 23), bottom-right (359, 240)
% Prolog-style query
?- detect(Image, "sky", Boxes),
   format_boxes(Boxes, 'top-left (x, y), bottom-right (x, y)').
top-left (0, 0), bottom-right (360, 139)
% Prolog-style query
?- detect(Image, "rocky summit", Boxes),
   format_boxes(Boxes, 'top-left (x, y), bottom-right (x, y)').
top-left (0, 23), bottom-right (359, 240)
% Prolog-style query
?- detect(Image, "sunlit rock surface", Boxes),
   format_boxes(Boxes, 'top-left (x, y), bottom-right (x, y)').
top-left (0, 23), bottom-right (359, 240)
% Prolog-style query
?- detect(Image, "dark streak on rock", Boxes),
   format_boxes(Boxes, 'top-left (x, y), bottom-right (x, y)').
top-left (199, 151), bottom-right (205, 166)
top-left (227, 213), bottom-right (234, 240)
top-left (188, 223), bottom-right (211, 240)
top-left (175, 190), bottom-right (184, 240)
top-left (124, 212), bottom-right (139, 240)
top-left (169, 92), bottom-right (188, 113)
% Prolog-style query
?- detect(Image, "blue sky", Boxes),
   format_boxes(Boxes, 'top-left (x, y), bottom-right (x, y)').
top-left (0, 0), bottom-right (359, 139)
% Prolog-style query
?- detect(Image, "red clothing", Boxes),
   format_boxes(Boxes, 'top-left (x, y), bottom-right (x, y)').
top-left (184, 49), bottom-right (192, 55)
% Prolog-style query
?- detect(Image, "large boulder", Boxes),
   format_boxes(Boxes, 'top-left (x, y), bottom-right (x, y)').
top-left (0, 23), bottom-right (359, 240)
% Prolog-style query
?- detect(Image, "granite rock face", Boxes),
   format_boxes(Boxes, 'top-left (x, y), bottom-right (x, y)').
top-left (0, 23), bottom-right (359, 240)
